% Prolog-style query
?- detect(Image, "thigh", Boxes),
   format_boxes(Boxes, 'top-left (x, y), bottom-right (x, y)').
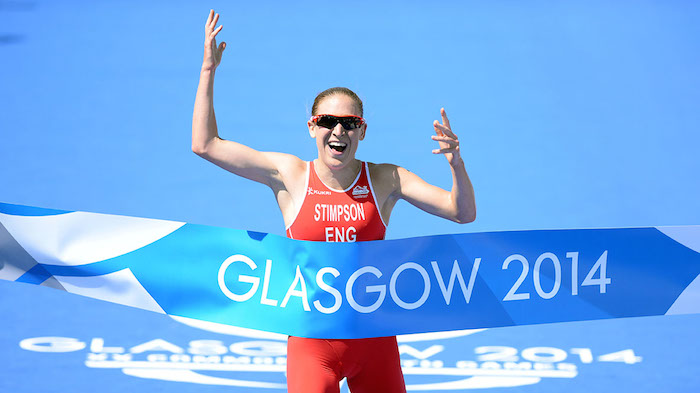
top-left (346, 336), bottom-right (406, 393)
top-left (287, 336), bottom-right (342, 393)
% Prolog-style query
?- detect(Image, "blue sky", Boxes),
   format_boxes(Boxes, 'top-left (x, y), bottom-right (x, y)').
top-left (1, 0), bottom-right (698, 239)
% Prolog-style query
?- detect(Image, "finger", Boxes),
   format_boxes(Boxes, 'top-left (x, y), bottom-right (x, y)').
top-left (440, 107), bottom-right (451, 129)
top-left (433, 139), bottom-right (458, 150)
top-left (434, 122), bottom-right (458, 140)
top-left (206, 9), bottom-right (214, 27)
top-left (431, 135), bottom-right (458, 145)
top-left (211, 24), bottom-right (223, 38)
top-left (433, 146), bottom-right (458, 154)
top-left (434, 122), bottom-right (450, 135)
top-left (433, 120), bottom-right (444, 136)
top-left (212, 12), bottom-right (220, 28)
top-left (436, 123), bottom-right (458, 140)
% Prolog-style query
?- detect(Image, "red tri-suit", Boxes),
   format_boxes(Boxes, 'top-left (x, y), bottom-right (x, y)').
top-left (285, 160), bottom-right (407, 393)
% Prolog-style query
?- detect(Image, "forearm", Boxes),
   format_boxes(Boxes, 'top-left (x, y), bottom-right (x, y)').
top-left (447, 154), bottom-right (476, 223)
top-left (191, 68), bottom-right (220, 155)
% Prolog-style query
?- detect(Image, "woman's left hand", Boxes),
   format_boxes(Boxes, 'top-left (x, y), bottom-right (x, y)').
top-left (431, 108), bottom-right (462, 166)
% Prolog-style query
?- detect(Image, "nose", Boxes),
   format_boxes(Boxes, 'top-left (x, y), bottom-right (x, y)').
top-left (331, 123), bottom-right (345, 136)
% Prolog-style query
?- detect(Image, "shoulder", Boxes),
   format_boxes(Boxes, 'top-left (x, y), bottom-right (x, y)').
top-left (366, 162), bottom-right (416, 183)
top-left (367, 161), bottom-right (398, 181)
top-left (366, 162), bottom-right (403, 197)
top-left (261, 152), bottom-right (307, 188)
top-left (265, 152), bottom-right (306, 173)
top-left (367, 161), bottom-right (431, 199)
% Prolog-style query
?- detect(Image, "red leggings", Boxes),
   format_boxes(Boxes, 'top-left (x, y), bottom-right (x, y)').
top-left (287, 336), bottom-right (406, 393)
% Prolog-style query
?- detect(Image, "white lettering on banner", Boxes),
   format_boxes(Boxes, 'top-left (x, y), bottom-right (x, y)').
top-left (280, 266), bottom-right (310, 311)
top-left (217, 251), bottom-right (610, 313)
top-left (215, 257), bottom-right (481, 313)
top-left (534, 253), bottom-right (561, 299)
top-left (502, 250), bottom-right (610, 302)
top-left (218, 255), bottom-right (260, 302)
top-left (313, 203), bottom-right (365, 222)
top-left (431, 259), bottom-right (481, 305)
top-left (313, 267), bottom-right (342, 314)
top-left (390, 263), bottom-right (431, 310)
top-left (260, 260), bottom-right (278, 307)
top-left (346, 266), bottom-right (386, 313)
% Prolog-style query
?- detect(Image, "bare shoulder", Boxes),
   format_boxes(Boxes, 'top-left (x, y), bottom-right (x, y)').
top-left (368, 161), bottom-right (433, 201)
top-left (263, 151), bottom-right (307, 187)
top-left (367, 162), bottom-right (399, 181)
top-left (367, 162), bottom-right (418, 184)
top-left (367, 162), bottom-right (401, 198)
top-left (265, 151), bottom-right (306, 172)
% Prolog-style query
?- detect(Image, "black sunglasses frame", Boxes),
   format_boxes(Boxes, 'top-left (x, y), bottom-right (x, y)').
top-left (311, 114), bottom-right (365, 130)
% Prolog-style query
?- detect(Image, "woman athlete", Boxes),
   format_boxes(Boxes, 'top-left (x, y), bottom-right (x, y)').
top-left (192, 10), bottom-right (476, 393)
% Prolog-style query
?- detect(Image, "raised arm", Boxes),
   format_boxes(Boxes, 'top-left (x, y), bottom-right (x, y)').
top-left (191, 10), bottom-right (301, 187)
top-left (387, 108), bottom-right (476, 224)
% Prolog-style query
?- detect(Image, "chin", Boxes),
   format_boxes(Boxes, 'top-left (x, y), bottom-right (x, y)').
top-left (321, 154), bottom-right (351, 170)
top-left (318, 147), bottom-right (352, 168)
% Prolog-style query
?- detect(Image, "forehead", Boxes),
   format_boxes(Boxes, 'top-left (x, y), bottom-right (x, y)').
top-left (316, 94), bottom-right (361, 117)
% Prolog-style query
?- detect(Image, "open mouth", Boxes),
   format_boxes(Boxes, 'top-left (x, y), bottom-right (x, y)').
top-left (328, 141), bottom-right (347, 153)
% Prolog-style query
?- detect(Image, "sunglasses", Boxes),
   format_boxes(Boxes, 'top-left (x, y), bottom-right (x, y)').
top-left (311, 114), bottom-right (365, 130)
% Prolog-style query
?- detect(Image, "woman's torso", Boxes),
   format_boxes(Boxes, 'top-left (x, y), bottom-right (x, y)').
top-left (286, 160), bottom-right (386, 242)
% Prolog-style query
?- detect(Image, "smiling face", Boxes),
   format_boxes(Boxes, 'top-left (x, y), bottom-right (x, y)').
top-left (308, 94), bottom-right (367, 171)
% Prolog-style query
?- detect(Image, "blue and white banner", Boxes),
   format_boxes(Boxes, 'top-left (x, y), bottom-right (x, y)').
top-left (1, 202), bottom-right (699, 339)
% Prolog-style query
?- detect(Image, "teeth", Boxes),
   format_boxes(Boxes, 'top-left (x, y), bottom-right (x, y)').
top-left (328, 141), bottom-right (347, 153)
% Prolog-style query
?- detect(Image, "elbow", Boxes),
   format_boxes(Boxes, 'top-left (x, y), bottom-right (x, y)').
top-left (192, 136), bottom-right (219, 157)
top-left (192, 143), bottom-right (206, 156)
top-left (454, 209), bottom-right (476, 224)
top-left (191, 139), bottom-right (211, 157)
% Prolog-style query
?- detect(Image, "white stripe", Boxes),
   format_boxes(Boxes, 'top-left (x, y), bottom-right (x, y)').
top-left (170, 315), bottom-right (288, 341)
top-left (666, 273), bottom-right (700, 315)
top-left (55, 268), bottom-right (165, 314)
top-left (365, 162), bottom-right (388, 229)
top-left (0, 211), bottom-right (184, 266)
top-left (657, 225), bottom-right (700, 254)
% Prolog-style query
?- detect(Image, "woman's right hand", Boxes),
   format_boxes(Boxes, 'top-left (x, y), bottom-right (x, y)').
top-left (202, 10), bottom-right (225, 71)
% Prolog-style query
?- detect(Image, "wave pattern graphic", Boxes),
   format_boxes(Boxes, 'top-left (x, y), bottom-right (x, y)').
top-left (1, 202), bottom-right (699, 339)
top-left (0, 211), bottom-right (184, 266)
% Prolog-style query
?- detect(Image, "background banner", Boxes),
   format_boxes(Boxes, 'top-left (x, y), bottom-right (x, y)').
top-left (1, 202), bottom-right (699, 339)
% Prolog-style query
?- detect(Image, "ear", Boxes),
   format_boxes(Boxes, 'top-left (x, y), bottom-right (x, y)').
top-left (359, 124), bottom-right (367, 141)
top-left (308, 120), bottom-right (316, 138)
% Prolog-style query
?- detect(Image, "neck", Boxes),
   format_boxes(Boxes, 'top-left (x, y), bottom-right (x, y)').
top-left (314, 158), bottom-right (362, 190)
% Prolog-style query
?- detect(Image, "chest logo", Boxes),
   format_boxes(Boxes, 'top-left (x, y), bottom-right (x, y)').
top-left (352, 185), bottom-right (370, 198)
top-left (308, 187), bottom-right (332, 196)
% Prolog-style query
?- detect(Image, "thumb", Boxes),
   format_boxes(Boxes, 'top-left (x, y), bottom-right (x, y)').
top-left (219, 41), bottom-right (226, 52)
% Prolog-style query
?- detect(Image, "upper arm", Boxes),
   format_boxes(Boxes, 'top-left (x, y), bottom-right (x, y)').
top-left (369, 163), bottom-right (454, 224)
top-left (193, 137), bottom-right (304, 188)
top-left (393, 166), bottom-right (457, 221)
